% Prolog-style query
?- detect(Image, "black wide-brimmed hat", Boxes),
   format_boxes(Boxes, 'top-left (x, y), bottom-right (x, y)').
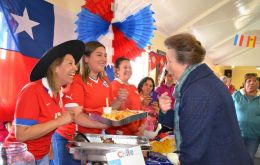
top-left (30, 40), bottom-right (85, 82)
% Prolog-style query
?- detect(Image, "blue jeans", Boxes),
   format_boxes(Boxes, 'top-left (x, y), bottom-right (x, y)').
top-left (243, 137), bottom-right (260, 160)
top-left (36, 154), bottom-right (49, 165)
top-left (52, 132), bottom-right (80, 165)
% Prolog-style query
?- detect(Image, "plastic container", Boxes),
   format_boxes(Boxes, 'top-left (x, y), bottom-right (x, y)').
top-left (65, 103), bottom-right (79, 132)
top-left (103, 107), bottom-right (112, 114)
top-left (145, 159), bottom-right (173, 165)
top-left (0, 142), bottom-right (35, 165)
top-left (145, 159), bottom-right (161, 165)
top-left (64, 103), bottom-right (79, 108)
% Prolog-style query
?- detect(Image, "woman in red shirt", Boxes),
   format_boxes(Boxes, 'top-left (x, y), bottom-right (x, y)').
top-left (6, 40), bottom-right (86, 164)
top-left (52, 41), bottom-right (116, 165)
top-left (106, 57), bottom-right (144, 135)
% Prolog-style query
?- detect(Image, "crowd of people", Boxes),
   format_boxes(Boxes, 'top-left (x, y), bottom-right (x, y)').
top-left (1, 33), bottom-right (259, 165)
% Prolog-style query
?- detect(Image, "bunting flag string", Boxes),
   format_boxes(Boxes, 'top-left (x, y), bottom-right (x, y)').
top-left (246, 35), bottom-right (257, 48)
top-left (76, 0), bottom-right (156, 64)
top-left (149, 51), bottom-right (166, 73)
top-left (234, 34), bottom-right (257, 48)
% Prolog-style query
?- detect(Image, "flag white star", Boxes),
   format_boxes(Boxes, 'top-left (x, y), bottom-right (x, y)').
top-left (11, 7), bottom-right (40, 39)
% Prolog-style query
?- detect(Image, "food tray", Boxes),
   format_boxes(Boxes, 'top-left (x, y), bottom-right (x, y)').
top-left (89, 110), bottom-right (147, 126)
top-left (72, 133), bottom-right (150, 150)
top-left (69, 143), bottom-right (136, 162)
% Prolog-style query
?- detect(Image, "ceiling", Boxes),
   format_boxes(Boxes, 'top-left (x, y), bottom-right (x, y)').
top-left (150, 0), bottom-right (260, 66)
top-left (49, 0), bottom-right (260, 66)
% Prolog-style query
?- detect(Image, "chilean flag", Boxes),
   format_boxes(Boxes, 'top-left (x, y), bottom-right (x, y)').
top-left (149, 51), bottom-right (166, 73)
top-left (0, 0), bottom-right (77, 121)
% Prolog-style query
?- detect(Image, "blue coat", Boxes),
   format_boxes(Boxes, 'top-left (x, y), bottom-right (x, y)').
top-left (158, 108), bottom-right (174, 128)
top-left (178, 64), bottom-right (252, 165)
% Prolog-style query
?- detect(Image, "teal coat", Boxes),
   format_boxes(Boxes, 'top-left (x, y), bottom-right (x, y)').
top-left (232, 89), bottom-right (260, 139)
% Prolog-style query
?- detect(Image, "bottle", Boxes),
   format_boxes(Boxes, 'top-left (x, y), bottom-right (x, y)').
top-left (0, 142), bottom-right (35, 165)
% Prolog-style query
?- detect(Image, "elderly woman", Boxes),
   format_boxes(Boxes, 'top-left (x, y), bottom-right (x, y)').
top-left (158, 33), bottom-right (252, 165)
top-left (233, 73), bottom-right (260, 160)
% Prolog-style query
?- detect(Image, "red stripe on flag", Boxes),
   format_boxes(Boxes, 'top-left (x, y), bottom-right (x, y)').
top-left (252, 36), bottom-right (256, 48)
top-left (246, 36), bottom-right (251, 47)
top-left (239, 35), bottom-right (244, 46)
top-left (0, 49), bottom-right (37, 121)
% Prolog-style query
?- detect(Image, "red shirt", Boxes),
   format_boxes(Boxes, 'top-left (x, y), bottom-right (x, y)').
top-left (106, 78), bottom-right (143, 135)
top-left (56, 74), bottom-right (110, 140)
top-left (0, 122), bottom-right (8, 142)
top-left (6, 78), bottom-right (63, 160)
top-left (227, 84), bottom-right (236, 94)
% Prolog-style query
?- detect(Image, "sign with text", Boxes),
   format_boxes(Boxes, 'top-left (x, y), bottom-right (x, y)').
top-left (106, 146), bottom-right (145, 165)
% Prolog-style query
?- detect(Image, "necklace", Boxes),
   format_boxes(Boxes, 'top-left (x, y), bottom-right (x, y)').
top-left (89, 75), bottom-right (99, 83)
top-left (89, 74), bottom-right (98, 81)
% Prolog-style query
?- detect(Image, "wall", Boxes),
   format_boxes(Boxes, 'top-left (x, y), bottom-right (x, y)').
top-left (205, 60), bottom-right (224, 77)
top-left (150, 31), bottom-right (167, 52)
top-left (220, 66), bottom-right (260, 89)
top-left (47, 0), bottom-right (84, 13)
top-left (208, 65), bottom-right (260, 90)
top-left (147, 31), bottom-right (167, 83)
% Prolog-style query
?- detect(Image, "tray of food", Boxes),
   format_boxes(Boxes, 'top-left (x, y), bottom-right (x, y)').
top-left (71, 133), bottom-right (150, 150)
top-left (89, 110), bottom-right (147, 126)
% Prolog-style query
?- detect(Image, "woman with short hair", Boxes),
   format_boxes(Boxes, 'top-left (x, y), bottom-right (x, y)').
top-left (233, 73), bottom-right (260, 160)
top-left (158, 33), bottom-right (252, 165)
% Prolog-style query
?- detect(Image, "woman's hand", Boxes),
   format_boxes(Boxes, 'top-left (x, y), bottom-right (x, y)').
top-left (117, 88), bottom-right (128, 102)
top-left (142, 95), bottom-right (152, 106)
top-left (64, 106), bottom-right (83, 118)
top-left (56, 111), bottom-right (74, 126)
top-left (58, 106), bottom-right (83, 126)
top-left (15, 107), bottom-right (82, 142)
top-left (158, 92), bottom-right (172, 113)
top-left (112, 88), bottom-right (129, 110)
top-left (136, 124), bottom-right (145, 136)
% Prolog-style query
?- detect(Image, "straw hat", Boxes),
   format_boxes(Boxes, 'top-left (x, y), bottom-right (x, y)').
top-left (30, 40), bottom-right (85, 81)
